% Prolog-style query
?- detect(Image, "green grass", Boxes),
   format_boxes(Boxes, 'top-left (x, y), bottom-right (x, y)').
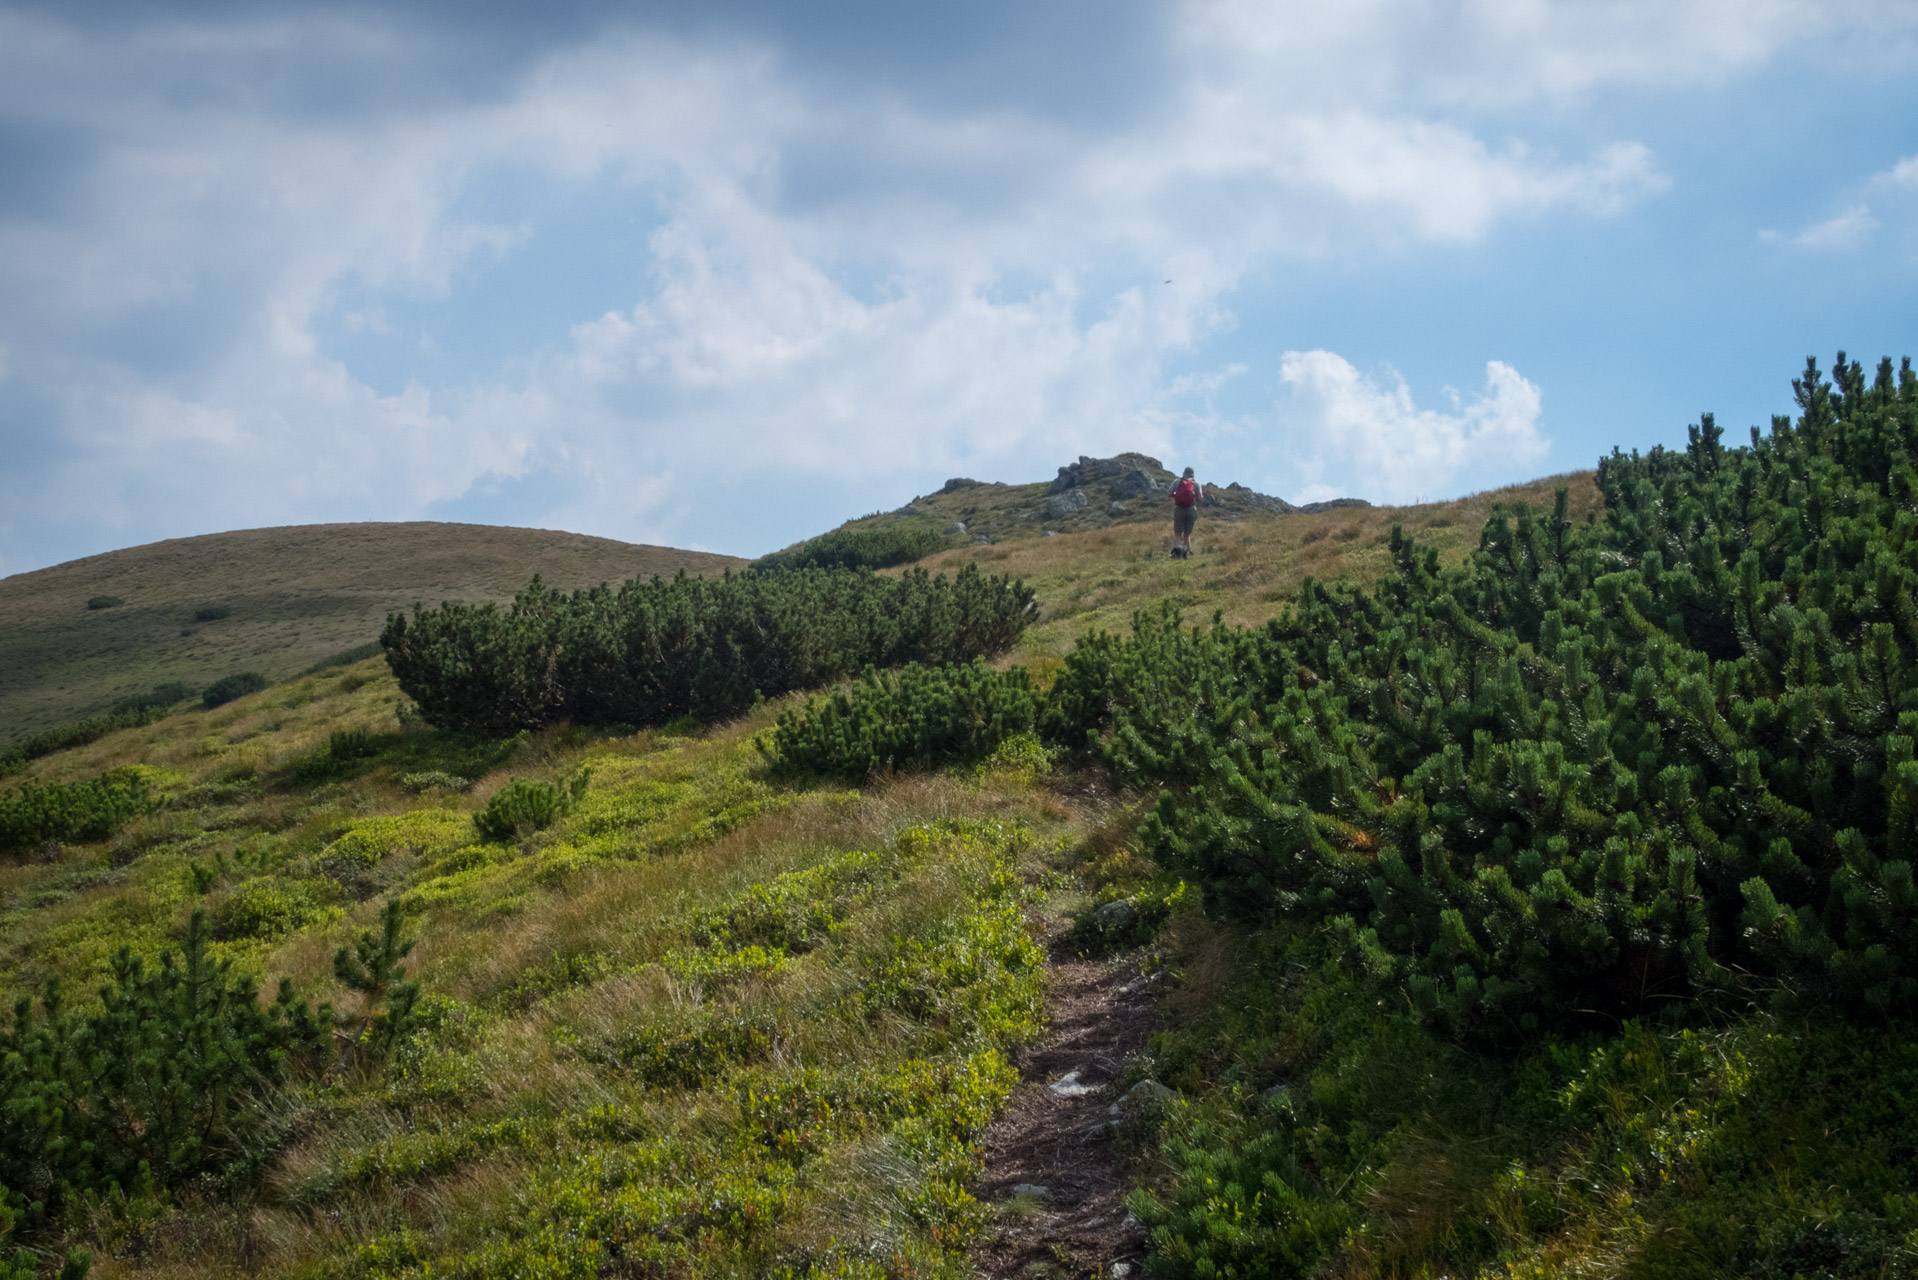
top-left (0, 654), bottom-right (1084, 1277)
top-left (13, 466), bottom-right (1908, 1280)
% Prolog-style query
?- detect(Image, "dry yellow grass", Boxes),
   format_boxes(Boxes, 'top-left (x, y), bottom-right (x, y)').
top-left (906, 470), bottom-right (1603, 664)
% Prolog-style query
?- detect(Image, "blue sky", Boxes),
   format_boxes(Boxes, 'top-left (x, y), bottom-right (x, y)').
top-left (2, 0), bottom-right (1915, 573)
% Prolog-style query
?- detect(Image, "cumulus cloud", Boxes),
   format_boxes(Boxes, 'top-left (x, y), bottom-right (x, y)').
top-left (0, 0), bottom-right (1910, 569)
top-left (1278, 352), bottom-right (1549, 505)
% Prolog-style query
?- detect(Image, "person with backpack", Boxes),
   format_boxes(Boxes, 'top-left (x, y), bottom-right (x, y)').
top-left (1169, 466), bottom-right (1200, 559)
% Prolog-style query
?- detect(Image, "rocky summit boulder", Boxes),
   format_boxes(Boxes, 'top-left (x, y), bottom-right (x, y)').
top-left (1050, 452), bottom-right (1170, 494)
top-left (1045, 488), bottom-right (1090, 519)
top-left (1110, 469), bottom-right (1163, 501)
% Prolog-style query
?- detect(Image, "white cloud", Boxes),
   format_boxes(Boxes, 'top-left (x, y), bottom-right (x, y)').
top-left (1278, 352), bottom-right (1549, 505)
top-left (1883, 154), bottom-right (1918, 187)
top-left (2, 0), bottom-right (1912, 568)
top-left (1788, 203), bottom-right (1879, 249)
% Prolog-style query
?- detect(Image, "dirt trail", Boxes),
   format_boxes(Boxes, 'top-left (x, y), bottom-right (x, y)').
top-left (970, 935), bottom-right (1157, 1279)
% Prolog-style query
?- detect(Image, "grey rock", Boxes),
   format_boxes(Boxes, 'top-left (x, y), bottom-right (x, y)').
top-left (940, 477), bottom-right (982, 494)
top-left (1045, 487), bottom-right (1089, 519)
top-left (1298, 497), bottom-right (1371, 514)
top-left (1109, 501), bottom-right (1127, 514)
top-left (1048, 1070), bottom-right (1102, 1098)
top-left (1044, 530), bottom-right (1059, 537)
top-left (973, 535), bottom-right (991, 545)
top-left (1089, 898), bottom-right (1138, 932)
top-left (1120, 1079), bottom-right (1177, 1111)
top-left (944, 522), bottom-right (967, 535)
top-left (1053, 452), bottom-right (1167, 493)
top-left (896, 502), bottom-right (921, 516)
top-left (1109, 469), bottom-right (1162, 501)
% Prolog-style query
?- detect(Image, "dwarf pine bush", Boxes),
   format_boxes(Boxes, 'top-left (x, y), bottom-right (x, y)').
top-left (765, 659), bottom-right (1042, 780)
top-left (473, 770), bottom-right (590, 842)
top-left (381, 564), bottom-right (1035, 735)
top-left (750, 524), bottom-right (948, 573)
top-left (201, 671), bottom-right (266, 709)
top-left (0, 768), bottom-right (154, 854)
top-left (1041, 354), bottom-right (1918, 1031)
top-left (0, 912), bottom-right (329, 1214)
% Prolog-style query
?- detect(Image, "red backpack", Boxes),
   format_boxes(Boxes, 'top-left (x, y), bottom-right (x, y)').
top-left (1174, 477), bottom-right (1198, 507)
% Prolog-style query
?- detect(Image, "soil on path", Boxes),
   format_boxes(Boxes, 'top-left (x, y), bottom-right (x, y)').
top-left (971, 935), bottom-right (1158, 1279)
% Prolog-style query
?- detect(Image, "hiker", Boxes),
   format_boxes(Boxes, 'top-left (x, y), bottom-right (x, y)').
top-left (1169, 466), bottom-right (1199, 558)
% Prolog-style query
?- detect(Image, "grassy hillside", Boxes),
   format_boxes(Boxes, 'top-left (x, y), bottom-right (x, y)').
top-left (8, 364), bottom-right (1915, 1280)
top-left (0, 523), bottom-right (742, 740)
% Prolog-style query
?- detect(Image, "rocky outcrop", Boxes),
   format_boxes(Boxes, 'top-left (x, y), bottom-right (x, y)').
top-left (1050, 453), bottom-right (1170, 494)
top-left (1110, 469), bottom-right (1163, 501)
top-left (1045, 488), bottom-right (1089, 519)
top-left (1298, 497), bottom-right (1371, 514)
top-left (1222, 482), bottom-right (1297, 514)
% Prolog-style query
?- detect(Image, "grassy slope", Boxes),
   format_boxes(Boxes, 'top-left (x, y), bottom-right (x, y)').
top-left (0, 522), bottom-right (742, 740)
top-left (10, 469), bottom-right (1870, 1280)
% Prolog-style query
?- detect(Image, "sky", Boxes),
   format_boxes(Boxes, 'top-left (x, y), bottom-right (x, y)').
top-left (2, 0), bottom-right (1916, 574)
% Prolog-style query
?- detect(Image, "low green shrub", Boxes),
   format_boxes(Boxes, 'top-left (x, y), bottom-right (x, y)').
top-left (85, 596), bottom-right (122, 610)
top-left (750, 523), bottom-right (948, 573)
top-left (193, 606), bottom-right (231, 622)
top-left (212, 878), bottom-right (327, 940)
top-left (381, 563), bottom-right (1033, 736)
top-left (765, 659), bottom-right (1041, 781)
top-left (0, 768), bottom-right (155, 854)
top-left (473, 770), bottom-right (591, 842)
top-left (201, 671), bottom-right (266, 709)
top-left (0, 912), bottom-right (330, 1217)
top-left (109, 681), bottom-right (189, 716)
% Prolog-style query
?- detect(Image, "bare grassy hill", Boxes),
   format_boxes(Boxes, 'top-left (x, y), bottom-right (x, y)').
top-left (0, 522), bottom-right (743, 739)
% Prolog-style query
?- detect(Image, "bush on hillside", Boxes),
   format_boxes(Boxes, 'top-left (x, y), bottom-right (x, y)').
top-left (1046, 354), bottom-right (1918, 1032)
top-left (85, 596), bottom-right (123, 610)
top-left (109, 681), bottom-right (189, 717)
top-left (473, 770), bottom-right (591, 842)
top-left (765, 660), bottom-right (1042, 781)
top-left (201, 671), bottom-right (266, 709)
top-left (193, 606), bottom-right (231, 622)
top-left (751, 524), bottom-right (948, 573)
top-left (0, 912), bottom-right (330, 1213)
top-left (0, 768), bottom-right (155, 854)
top-left (381, 564), bottom-right (1034, 736)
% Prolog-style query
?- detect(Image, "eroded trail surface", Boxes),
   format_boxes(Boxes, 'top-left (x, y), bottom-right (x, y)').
top-left (971, 937), bottom-right (1157, 1278)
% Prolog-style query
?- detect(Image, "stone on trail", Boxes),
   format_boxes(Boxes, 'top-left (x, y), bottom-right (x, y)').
top-left (1048, 1070), bottom-right (1102, 1098)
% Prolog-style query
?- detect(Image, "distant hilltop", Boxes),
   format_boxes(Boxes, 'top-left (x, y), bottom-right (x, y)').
top-left (878, 452), bottom-right (1367, 546)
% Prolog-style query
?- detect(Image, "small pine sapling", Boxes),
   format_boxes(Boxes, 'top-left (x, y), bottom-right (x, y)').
top-left (332, 899), bottom-right (423, 1066)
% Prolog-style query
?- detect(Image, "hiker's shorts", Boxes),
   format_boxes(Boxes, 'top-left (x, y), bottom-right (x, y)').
top-left (1174, 505), bottom-right (1197, 536)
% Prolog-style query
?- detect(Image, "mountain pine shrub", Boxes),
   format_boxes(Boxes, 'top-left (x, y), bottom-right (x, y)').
top-left (381, 564), bottom-right (1034, 735)
top-left (200, 672), bottom-right (266, 709)
top-left (1044, 354), bottom-right (1918, 1032)
top-left (472, 770), bottom-right (590, 842)
top-left (764, 659), bottom-right (1041, 780)
top-left (750, 523), bottom-right (948, 573)
top-left (0, 768), bottom-right (155, 854)
top-left (0, 912), bottom-right (329, 1216)
top-left (333, 900), bottom-right (423, 1066)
